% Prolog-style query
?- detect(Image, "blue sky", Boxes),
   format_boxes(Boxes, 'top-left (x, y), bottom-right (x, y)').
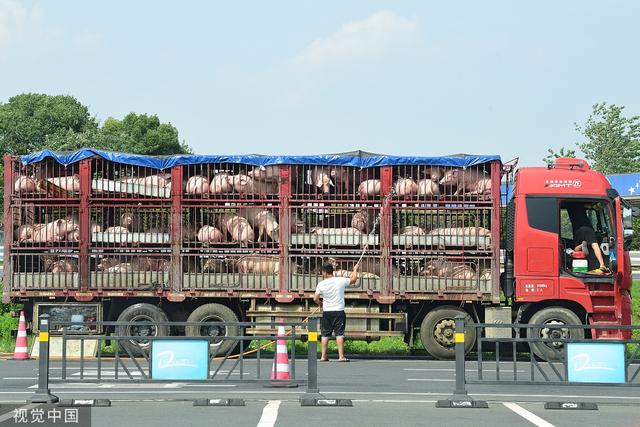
top-left (1, 1), bottom-right (638, 166)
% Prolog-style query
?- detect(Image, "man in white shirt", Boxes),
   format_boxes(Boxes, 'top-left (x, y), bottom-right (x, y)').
top-left (313, 263), bottom-right (358, 362)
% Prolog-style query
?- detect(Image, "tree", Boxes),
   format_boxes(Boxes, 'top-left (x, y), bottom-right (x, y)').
top-left (102, 113), bottom-right (191, 155)
top-left (0, 93), bottom-right (97, 155)
top-left (575, 103), bottom-right (640, 174)
top-left (543, 147), bottom-right (576, 166)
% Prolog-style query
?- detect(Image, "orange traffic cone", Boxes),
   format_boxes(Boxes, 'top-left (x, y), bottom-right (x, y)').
top-left (270, 320), bottom-right (290, 381)
top-left (12, 311), bottom-right (30, 360)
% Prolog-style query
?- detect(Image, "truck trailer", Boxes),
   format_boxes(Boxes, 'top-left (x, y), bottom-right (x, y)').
top-left (3, 149), bottom-right (634, 360)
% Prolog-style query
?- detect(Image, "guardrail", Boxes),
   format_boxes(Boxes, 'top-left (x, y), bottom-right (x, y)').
top-left (437, 315), bottom-right (640, 409)
top-left (28, 314), bottom-right (342, 407)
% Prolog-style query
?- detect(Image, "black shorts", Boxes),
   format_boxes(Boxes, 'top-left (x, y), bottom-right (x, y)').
top-left (321, 311), bottom-right (346, 338)
top-left (574, 226), bottom-right (599, 269)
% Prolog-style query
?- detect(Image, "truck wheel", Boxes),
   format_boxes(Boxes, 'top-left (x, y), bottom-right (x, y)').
top-left (527, 307), bottom-right (583, 361)
top-left (420, 306), bottom-right (476, 360)
top-left (116, 303), bottom-right (169, 356)
top-left (185, 303), bottom-right (240, 356)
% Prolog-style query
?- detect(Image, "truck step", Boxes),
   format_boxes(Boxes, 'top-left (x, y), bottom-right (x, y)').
top-left (588, 290), bottom-right (615, 297)
top-left (592, 305), bottom-right (616, 314)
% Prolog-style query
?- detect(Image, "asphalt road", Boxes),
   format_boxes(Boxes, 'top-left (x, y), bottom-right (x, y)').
top-left (1, 358), bottom-right (639, 427)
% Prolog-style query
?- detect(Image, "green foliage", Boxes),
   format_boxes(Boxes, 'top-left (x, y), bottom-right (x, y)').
top-left (543, 147), bottom-right (576, 166)
top-left (102, 113), bottom-right (191, 155)
top-left (0, 93), bottom-right (97, 155)
top-left (575, 103), bottom-right (640, 174)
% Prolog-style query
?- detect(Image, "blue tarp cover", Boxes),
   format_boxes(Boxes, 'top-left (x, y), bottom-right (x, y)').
top-left (21, 149), bottom-right (501, 169)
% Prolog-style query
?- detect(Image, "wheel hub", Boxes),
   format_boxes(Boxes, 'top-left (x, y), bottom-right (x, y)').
top-left (540, 320), bottom-right (568, 348)
top-left (434, 319), bottom-right (456, 347)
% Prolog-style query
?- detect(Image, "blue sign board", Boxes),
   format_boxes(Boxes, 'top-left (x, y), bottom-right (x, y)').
top-left (151, 340), bottom-right (209, 380)
top-left (566, 342), bottom-right (626, 384)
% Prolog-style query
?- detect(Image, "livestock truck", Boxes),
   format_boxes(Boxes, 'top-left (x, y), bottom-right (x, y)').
top-left (3, 150), bottom-right (634, 361)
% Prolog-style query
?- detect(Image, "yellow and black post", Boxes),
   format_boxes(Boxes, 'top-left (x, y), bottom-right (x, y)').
top-left (436, 314), bottom-right (487, 408)
top-left (29, 313), bottom-right (59, 403)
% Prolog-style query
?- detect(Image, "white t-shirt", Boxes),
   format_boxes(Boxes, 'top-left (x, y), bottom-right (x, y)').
top-left (314, 277), bottom-right (350, 312)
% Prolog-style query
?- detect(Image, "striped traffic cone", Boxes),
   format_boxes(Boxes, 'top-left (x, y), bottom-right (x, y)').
top-left (12, 311), bottom-right (30, 360)
top-left (270, 320), bottom-right (290, 381)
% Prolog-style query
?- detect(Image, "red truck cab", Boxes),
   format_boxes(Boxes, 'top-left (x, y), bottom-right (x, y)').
top-left (503, 157), bottom-right (633, 360)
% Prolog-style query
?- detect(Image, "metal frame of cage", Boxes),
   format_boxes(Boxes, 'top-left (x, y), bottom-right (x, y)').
top-left (4, 155), bottom-right (502, 304)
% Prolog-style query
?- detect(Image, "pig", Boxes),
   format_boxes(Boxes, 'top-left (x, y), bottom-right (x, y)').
top-left (104, 226), bottom-right (129, 234)
top-left (66, 229), bottom-right (80, 242)
top-left (423, 166), bottom-right (443, 182)
top-left (248, 165), bottom-right (280, 182)
top-left (43, 257), bottom-right (78, 273)
top-left (130, 257), bottom-right (170, 272)
top-left (31, 220), bottom-right (66, 242)
top-left (231, 174), bottom-right (276, 196)
top-left (311, 168), bottom-right (333, 193)
top-left (310, 227), bottom-right (362, 236)
top-left (14, 176), bottom-right (38, 193)
top-left (210, 173), bottom-right (233, 194)
top-left (246, 210), bottom-right (279, 243)
top-left (47, 175), bottom-right (80, 192)
top-left (417, 179), bottom-right (440, 196)
top-left (351, 211), bottom-right (373, 233)
top-left (15, 225), bottom-right (34, 242)
top-left (358, 179), bottom-right (381, 198)
top-left (97, 257), bottom-right (120, 271)
top-left (185, 175), bottom-right (210, 194)
top-left (119, 213), bottom-right (137, 231)
top-left (121, 174), bottom-right (170, 188)
top-left (422, 259), bottom-right (476, 279)
top-left (197, 225), bottom-right (225, 243)
top-left (401, 225), bottom-right (427, 236)
top-left (63, 214), bottom-right (101, 234)
top-left (439, 169), bottom-right (491, 195)
top-left (219, 214), bottom-right (255, 246)
top-left (322, 256), bottom-right (395, 278)
top-left (202, 257), bottom-right (230, 273)
top-left (235, 255), bottom-right (279, 274)
top-left (393, 178), bottom-right (418, 196)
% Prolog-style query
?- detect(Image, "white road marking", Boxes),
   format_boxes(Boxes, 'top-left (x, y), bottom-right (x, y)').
top-left (403, 368), bottom-right (526, 373)
top-left (0, 404), bottom-right (40, 422)
top-left (257, 400), bottom-right (281, 427)
top-left (2, 377), bottom-right (38, 380)
top-left (404, 368), bottom-right (456, 372)
top-left (503, 402), bottom-right (555, 427)
top-left (407, 379), bottom-right (454, 382)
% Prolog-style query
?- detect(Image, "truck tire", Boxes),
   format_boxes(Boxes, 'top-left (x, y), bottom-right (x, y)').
top-left (420, 306), bottom-right (476, 360)
top-left (185, 303), bottom-right (240, 356)
top-left (527, 307), bottom-right (583, 362)
top-left (116, 303), bottom-right (169, 357)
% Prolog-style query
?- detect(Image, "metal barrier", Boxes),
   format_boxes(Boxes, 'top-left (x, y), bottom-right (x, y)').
top-left (438, 315), bottom-right (640, 408)
top-left (29, 315), bottom-right (333, 406)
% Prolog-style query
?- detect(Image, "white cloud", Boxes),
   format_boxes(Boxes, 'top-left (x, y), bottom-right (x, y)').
top-left (0, 0), bottom-right (59, 50)
top-left (269, 11), bottom-right (419, 106)
top-left (292, 10), bottom-right (417, 67)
